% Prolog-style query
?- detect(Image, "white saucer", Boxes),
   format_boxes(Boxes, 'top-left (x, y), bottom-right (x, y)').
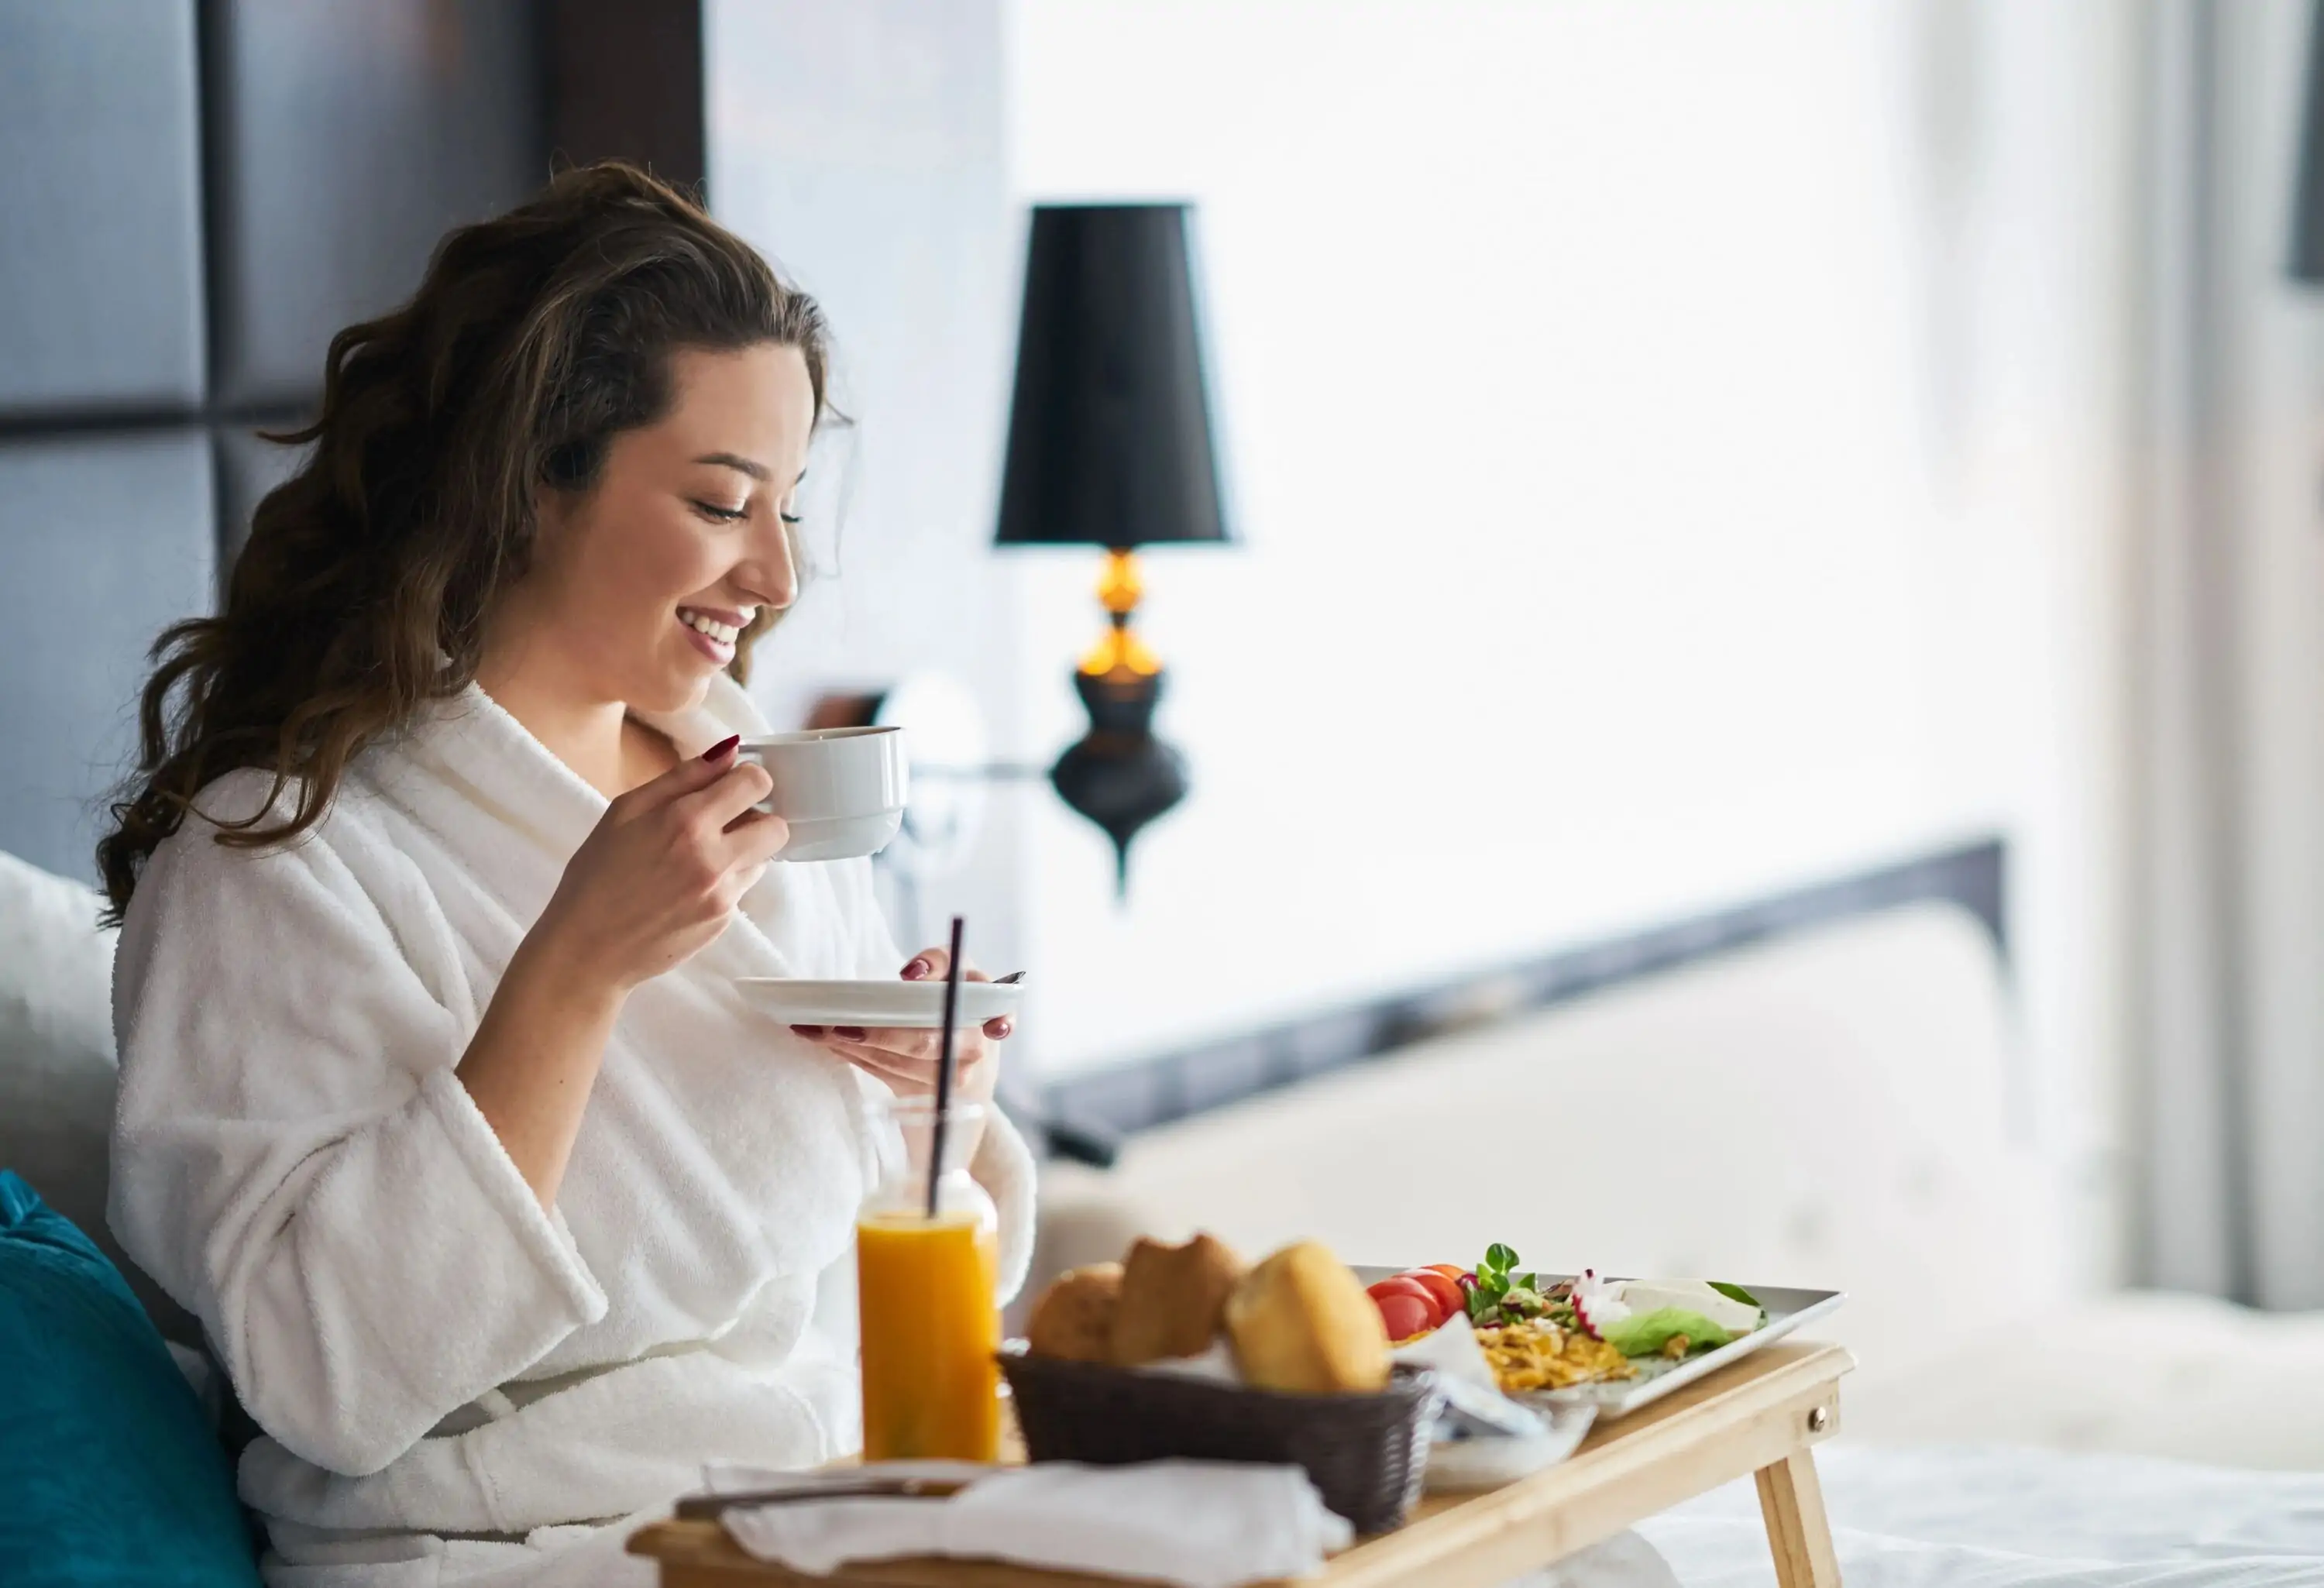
top-left (736, 978), bottom-right (1024, 1029)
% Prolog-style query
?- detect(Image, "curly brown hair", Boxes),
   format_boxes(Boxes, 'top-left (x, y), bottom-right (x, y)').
top-left (97, 161), bottom-right (832, 919)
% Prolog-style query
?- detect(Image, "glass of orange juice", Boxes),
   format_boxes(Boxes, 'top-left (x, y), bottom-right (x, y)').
top-left (857, 1097), bottom-right (1001, 1463)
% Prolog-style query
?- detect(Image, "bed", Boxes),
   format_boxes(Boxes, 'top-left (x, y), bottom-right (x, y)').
top-left (1029, 899), bottom-right (2324, 1583)
top-left (12, 847), bottom-right (2324, 1583)
top-left (1645, 1445), bottom-right (2324, 1586)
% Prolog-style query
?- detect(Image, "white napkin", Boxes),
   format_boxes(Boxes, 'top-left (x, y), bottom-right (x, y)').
top-left (1391, 1310), bottom-right (1496, 1385)
top-left (717, 1460), bottom-right (1354, 1588)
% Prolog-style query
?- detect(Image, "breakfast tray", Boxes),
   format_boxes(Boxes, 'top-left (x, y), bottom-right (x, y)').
top-left (628, 1340), bottom-right (1853, 1588)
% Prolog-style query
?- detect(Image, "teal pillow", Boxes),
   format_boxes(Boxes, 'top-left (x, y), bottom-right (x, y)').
top-left (0, 1170), bottom-right (260, 1586)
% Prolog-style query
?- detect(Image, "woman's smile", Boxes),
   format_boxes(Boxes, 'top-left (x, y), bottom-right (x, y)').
top-left (677, 604), bottom-right (753, 665)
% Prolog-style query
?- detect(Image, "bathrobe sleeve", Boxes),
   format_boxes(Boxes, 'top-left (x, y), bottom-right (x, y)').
top-left (108, 785), bottom-right (610, 1478)
top-left (830, 858), bottom-right (1038, 1304)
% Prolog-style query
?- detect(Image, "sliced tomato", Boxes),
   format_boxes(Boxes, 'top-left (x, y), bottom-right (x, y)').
top-left (1424, 1263), bottom-right (1469, 1282)
top-left (1373, 1291), bottom-right (1435, 1342)
top-left (1366, 1276), bottom-right (1447, 1329)
top-left (1401, 1269), bottom-right (1464, 1318)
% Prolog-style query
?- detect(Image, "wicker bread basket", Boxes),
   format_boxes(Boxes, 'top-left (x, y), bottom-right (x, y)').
top-left (999, 1351), bottom-right (1441, 1533)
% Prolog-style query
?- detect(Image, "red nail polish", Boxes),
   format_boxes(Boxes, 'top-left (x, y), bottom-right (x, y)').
top-left (901, 957), bottom-right (932, 981)
top-left (834, 1026), bottom-right (867, 1040)
top-left (702, 734), bottom-right (741, 762)
top-left (790, 1024), bottom-right (825, 1036)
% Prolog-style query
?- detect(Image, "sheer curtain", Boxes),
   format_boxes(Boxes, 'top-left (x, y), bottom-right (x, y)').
top-left (2134, 0), bottom-right (2324, 1308)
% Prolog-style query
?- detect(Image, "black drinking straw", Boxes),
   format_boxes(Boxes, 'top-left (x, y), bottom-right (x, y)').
top-left (926, 915), bottom-right (966, 1220)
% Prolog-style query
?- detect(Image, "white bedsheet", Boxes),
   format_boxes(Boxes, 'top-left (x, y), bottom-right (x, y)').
top-left (1637, 1445), bottom-right (2324, 1587)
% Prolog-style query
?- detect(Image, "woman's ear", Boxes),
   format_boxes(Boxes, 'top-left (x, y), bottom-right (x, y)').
top-left (532, 483), bottom-right (567, 536)
top-left (531, 473), bottom-right (583, 549)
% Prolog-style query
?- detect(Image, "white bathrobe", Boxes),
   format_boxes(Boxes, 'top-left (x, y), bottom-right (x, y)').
top-left (107, 675), bottom-right (1036, 1587)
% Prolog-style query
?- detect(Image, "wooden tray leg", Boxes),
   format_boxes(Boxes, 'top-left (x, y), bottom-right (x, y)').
top-left (1755, 1448), bottom-right (1841, 1588)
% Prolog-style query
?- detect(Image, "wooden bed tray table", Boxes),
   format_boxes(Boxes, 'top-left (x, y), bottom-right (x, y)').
top-left (631, 1339), bottom-right (1852, 1588)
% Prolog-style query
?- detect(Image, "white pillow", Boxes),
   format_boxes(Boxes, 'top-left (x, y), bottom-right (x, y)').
top-left (0, 846), bottom-right (115, 1076)
top-left (0, 848), bottom-right (195, 1337)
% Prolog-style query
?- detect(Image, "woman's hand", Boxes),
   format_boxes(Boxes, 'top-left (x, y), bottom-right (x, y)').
top-left (791, 946), bottom-right (1013, 1102)
top-left (531, 735), bottom-right (791, 995)
top-left (459, 736), bottom-right (788, 1208)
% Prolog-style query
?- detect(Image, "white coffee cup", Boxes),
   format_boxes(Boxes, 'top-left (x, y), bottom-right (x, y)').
top-left (734, 727), bottom-right (909, 862)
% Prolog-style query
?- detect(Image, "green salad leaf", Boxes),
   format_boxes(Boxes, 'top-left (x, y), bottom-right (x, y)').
top-left (1707, 1280), bottom-right (1764, 1311)
top-left (1468, 1243), bottom-right (1530, 1324)
top-left (1498, 1286), bottom-right (1546, 1318)
top-left (1600, 1307), bottom-right (1740, 1359)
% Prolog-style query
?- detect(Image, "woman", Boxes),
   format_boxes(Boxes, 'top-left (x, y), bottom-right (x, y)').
top-left (99, 163), bottom-right (1032, 1586)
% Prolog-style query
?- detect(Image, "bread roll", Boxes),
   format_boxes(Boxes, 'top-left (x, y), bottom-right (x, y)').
top-left (1224, 1240), bottom-right (1391, 1394)
top-left (1109, 1232), bottom-right (1246, 1365)
top-left (1026, 1263), bottom-right (1123, 1362)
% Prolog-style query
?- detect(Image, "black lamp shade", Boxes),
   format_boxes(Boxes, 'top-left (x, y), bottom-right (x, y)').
top-left (995, 205), bottom-right (1229, 548)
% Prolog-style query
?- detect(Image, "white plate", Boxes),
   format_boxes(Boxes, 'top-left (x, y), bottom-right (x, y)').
top-left (736, 978), bottom-right (1024, 1029)
top-left (1355, 1268), bottom-right (1846, 1421)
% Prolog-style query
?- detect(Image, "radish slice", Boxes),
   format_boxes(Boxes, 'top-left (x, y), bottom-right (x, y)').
top-left (1571, 1268), bottom-right (1632, 1340)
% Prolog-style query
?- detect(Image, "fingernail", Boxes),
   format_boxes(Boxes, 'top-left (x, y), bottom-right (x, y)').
top-left (901, 957), bottom-right (933, 981)
top-left (834, 1026), bottom-right (866, 1040)
top-left (988, 1019), bottom-right (1014, 1039)
top-left (702, 734), bottom-right (741, 762)
top-left (790, 1024), bottom-right (825, 1036)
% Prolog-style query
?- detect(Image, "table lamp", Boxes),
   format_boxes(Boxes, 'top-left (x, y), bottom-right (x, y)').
top-left (995, 203), bottom-right (1232, 894)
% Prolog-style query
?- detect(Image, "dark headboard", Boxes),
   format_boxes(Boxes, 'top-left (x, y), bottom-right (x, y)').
top-left (0, 2), bottom-right (700, 884)
top-left (0, 3), bottom-right (545, 881)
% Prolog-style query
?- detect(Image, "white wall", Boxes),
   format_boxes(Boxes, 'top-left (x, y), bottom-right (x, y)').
top-left (999, 0), bottom-right (2139, 1279)
top-left (705, 0), bottom-right (2143, 1283)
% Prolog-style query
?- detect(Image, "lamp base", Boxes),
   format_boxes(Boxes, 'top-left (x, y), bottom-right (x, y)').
top-left (1050, 666), bottom-right (1187, 897)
